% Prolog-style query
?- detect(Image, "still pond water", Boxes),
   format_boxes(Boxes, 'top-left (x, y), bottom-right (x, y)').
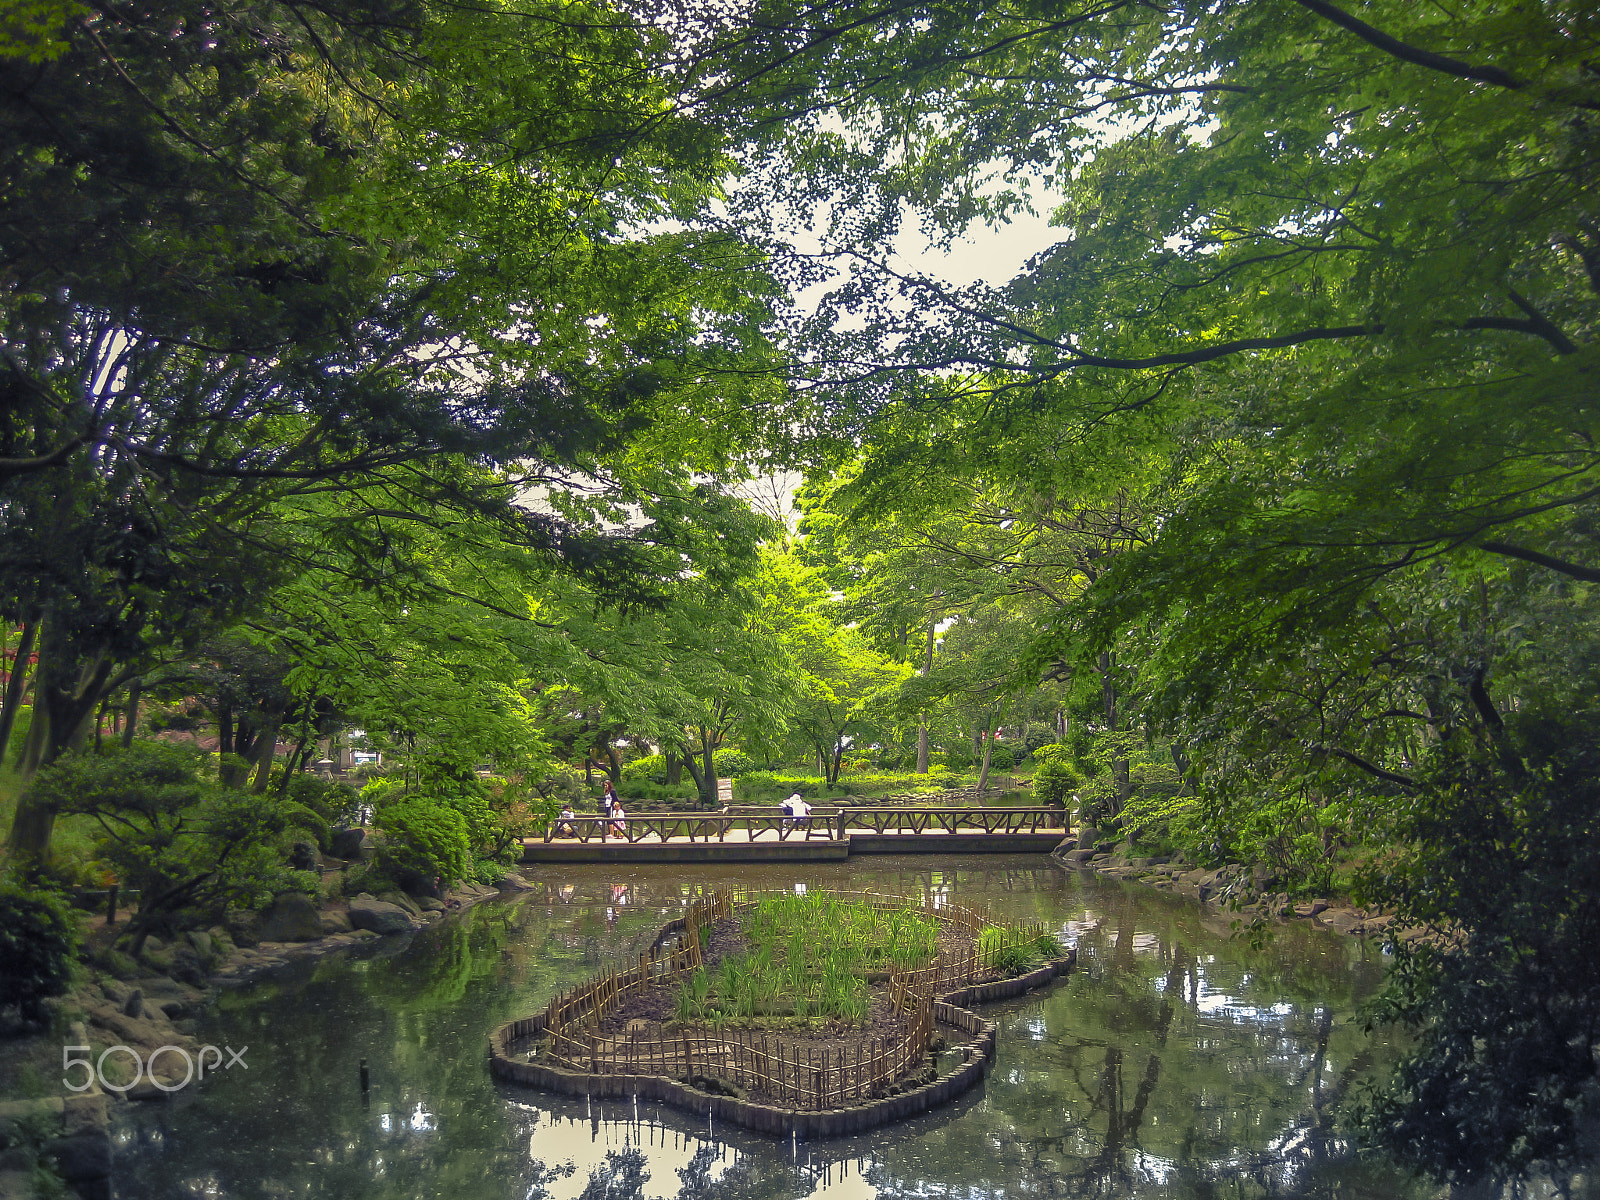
top-left (119, 856), bottom-right (1428, 1200)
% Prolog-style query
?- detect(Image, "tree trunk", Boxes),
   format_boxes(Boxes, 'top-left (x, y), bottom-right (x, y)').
top-left (8, 639), bottom-right (117, 865)
top-left (682, 747), bottom-right (704, 797)
top-left (219, 707), bottom-right (252, 788)
top-left (976, 722), bottom-right (997, 790)
top-left (700, 730), bottom-right (719, 808)
top-left (0, 616), bottom-right (38, 767)
top-left (121, 677), bottom-right (142, 748)
top-left (1100, 651), bottom-right (1129, 815)
top-left (665, 752), bottom-right (682, 785)
top-left (248, 712), bottom-right (285, 792)
top-left (915, 619), bottom-right (935, 775)
top-left (604, 743), bottom-right (622, 788)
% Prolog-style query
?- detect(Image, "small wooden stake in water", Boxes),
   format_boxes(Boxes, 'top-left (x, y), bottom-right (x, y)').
top-left (359, 1059), bottom-right (370, 1092)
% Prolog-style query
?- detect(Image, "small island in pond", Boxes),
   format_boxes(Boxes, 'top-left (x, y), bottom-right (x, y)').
top-left (490, 889), bottom-right (1075, 1135)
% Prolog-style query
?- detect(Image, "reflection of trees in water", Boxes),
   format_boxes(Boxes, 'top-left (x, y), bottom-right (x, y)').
top-left (123, 863), bottom-right (1419, 1200)
top-left (578, 1148), bottom-right (649, 1200)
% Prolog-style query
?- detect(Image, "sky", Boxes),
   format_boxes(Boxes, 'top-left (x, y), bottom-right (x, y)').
top-left (737, 196), bottom-right (1069, 528)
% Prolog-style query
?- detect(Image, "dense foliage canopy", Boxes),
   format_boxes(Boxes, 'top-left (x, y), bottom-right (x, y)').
top-left (3, 0), bottom-right (1596, 1186)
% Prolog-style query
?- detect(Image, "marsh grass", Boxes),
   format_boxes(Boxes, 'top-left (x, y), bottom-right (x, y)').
top-left (681, 893), bottom-right (943, 1023)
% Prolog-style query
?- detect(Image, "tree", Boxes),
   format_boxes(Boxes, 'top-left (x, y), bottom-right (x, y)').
top-left (0, 0), bottom-right (792, 863)
top-left (712, 0), bottom-right (1599, 1181)
top-left (30, 741), bottom-right (324, 955)
top-left (757, 549), bottom-right (908, 783)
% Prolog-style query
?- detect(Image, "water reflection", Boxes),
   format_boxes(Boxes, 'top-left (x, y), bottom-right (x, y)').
top-left (119, 857), bottom-right (1425, 1200)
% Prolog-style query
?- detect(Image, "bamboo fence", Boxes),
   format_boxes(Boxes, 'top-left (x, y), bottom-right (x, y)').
top-left (536, 887), bottom-right (1046, 1110)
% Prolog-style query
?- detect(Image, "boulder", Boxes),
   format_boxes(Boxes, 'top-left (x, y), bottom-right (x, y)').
top-left (287, 841), bottom-right (319, 872)
top-left (1324, 908), bottom-right (1365, 935)
top-left (224, 907), bottom-right (260, 948)
top-left (61, 1095), bottom-right (106, 1138)
top-left (417, 897), bottom-right (446, 913)
top-left (320, 910), bottom-right (354, 935)
top-left (329, 827), bottom-right (378, 861)
top-left (137, 977), bottom-right (206, 1017)
top-left (185, 930), bottom-right (214, 960)
top-left (348, 896), bottom-right (415, 935)
top-left (376, 890), bottom-right (422, 917)
top-left (100, 979), bottom-right (133, 1008)
top-left (120, 988), bottom-right (143, 1019)
top-left (253, 892), bottom-right (324, 943)
top-left (495, 871), bottom-right (532, 891)
top-left (167, 946), bottom-right (208, 987)
top-left (45, 1131), bottom-right (112, 1180)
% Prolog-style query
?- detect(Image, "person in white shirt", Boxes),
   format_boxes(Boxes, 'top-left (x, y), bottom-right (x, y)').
top-left (782, 793), bottom-right (810, 826)
top-left (609, 801), bottom-right (628, 838)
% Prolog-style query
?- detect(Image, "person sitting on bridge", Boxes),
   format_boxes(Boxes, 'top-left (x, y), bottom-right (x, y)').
top-left (555, 805), bottom-right (576, 838)
top-left (609, 801), bottom-right (628, 838)
top-left (781, 792), bottom-right (811, 826)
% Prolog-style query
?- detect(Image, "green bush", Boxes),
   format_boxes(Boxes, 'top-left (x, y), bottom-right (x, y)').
top-left (618, 778), bottom-right (699, 803)
top-left (712, 748), bottom-right (756, 778)
top-left (1031, 743), bottom-right (1074, 767)
top-left (279, 774), bottom-right (360, 842)
top-left (621, 753), bottom-right (665, 780)
top-left (0, 878), bottom-right (80, 1023)
top-left (734, 768), bottom-right (961, 803)
top-left (733, 772), bottom-right (826, 803)
top-left (1032, 753), bottom-right (1085, 808)
top-left (375, 797), bottom-right (471, 886)
top-left (984, 744), bottom-right (1015, 772)
top-left (939, 744), bottom-right (975, 770)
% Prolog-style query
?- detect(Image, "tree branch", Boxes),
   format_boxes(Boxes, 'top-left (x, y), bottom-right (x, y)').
top-left (1314, 743), bottom-right (1417, 787)
top-left (1292, 0), bottom-right (1524, 91)
top-left (1479, 541), bottom-right (1600, 583)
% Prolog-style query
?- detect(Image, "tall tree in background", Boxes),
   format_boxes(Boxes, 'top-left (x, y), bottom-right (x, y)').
top-left (0, 0), bottom-right (790, 861)
top-left (713, 0), bottom-right (1599, 1183)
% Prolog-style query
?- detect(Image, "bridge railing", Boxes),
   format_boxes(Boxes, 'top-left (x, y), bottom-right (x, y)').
top-left (839, 806), bottom-right (1068, 837)
top-left (542, 811), bottom-right (844, 844)
top-left (541, 806), bottom-right (1068, 844)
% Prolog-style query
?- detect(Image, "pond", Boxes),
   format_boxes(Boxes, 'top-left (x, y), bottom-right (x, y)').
top-left (117, 856), bottom-right (1425, 1200)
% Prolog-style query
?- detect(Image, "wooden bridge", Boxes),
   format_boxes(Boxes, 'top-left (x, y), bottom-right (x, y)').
top-left (519, 806), bottom-right (1070, 864)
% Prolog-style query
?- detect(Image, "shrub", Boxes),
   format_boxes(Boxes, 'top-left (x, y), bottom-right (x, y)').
top-left (621, 754), bottom-right (665, 780)
top-left (279, 774), bottom-right (361, 840)
top-left (375, 797), bottom-right (471, 886)
top-left (32, 742), bottom-right (325, 945)
top-left (1023, 727), bottom-right (1056, 756)
top-left (733, 772), bottom-right (826, 803)
top-left (1031, 743), bottom-right (1074, 767)
top-left (939, 744), bottom-right (975, 770)
top-left (984, 744), bottom-right (1016, 772)
top-left (0, 878), bottom-right (80, 1023)
top-left (712, 749), bottom-right (756, 778)
top-left (618, 778), bottom-right (698, 803)
top-left (1032, 751), bottom-right (1085, 809)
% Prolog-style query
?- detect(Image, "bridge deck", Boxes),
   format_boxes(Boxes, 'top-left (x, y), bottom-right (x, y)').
top-left (519, 808), bottom-right (1071, 864)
